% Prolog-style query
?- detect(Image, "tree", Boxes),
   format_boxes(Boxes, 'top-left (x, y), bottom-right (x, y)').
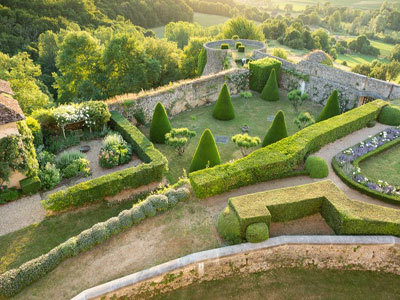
top-left (288, 89), bottom-right (308, 112)
top-left (232, 134), bottom-right (261, 156)
top-left (165, 128), bottom-right (196, 155)
top-left (213, 83), bottom-right (235, 120)
top-left (261, 69), bottom-right (279, 102)
top-left (294, 112), bottom-right (315, 129)
top-left (150, 102), bottom-right (172, 144)
top-left (165, 21), bottom-right (204, 49)
top-left (312, 29), bottom-right (330, 52)
top-left (316, 90), bottom-right (341, 122)
top-left (0, 162), bottom-right (11, 187)
top-left (189, 129), bottom-right (221, 172)
top-left (391, 44), bottom-right (400, 62)
top-left (180, 37), bottom-right (209, 78)
top-left (222, 16), bottom-right (264, 41)
top-left (197, 48), bottom-right (207, 76)
top-left (262, 110), bottom-right (288, 147)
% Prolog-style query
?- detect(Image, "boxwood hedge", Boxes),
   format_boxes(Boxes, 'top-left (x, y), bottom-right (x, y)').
top-left (189, 100), bottom-right (387, 199)
top-left (249, 57), bottom-right (282, 92)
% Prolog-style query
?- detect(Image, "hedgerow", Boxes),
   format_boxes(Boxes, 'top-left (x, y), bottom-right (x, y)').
top-left (189, 100), bottom-right (387, 199)
top-left (249, 57), bottom-right (282, 92)
top-left (0, 187), bottom-right (190, 298)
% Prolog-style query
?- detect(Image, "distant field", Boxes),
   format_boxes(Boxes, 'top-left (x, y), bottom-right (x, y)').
top-left (151, 12), bottom-right (229, 38)
top-left (270, 0), bottom-right (395, 10)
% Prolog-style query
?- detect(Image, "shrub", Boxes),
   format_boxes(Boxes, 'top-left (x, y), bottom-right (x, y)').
top-left (150, 102), bottom-right (172, 144)
top-left (141, 200), bottom-right (156, 217)
top-left (37, 151), bottom-right (56, 168)
top-left (165, 128), bottom-right (196, 155)
top-left (305, 156), bottom-right (329, 178)
top-left (197, 48), bottom-right (207, 76)
top-left (378, 105), bottom-right (400, 126)
top-left (20, 176), bottom-right (41, 195)
top-left (61, 158), bottom-right (91, 179)
top-left (130, 207), bottom-right (146, 224)
top-left (235, 42), bottom-right (242, 49)
top-left (262, 110), bottom-right (288, 147)
top-left (221, 43), bottom-right (229, 49)
top-left (147, 194), bottom-right (169, 212)
top-left (118, 210), bottom-right (134, 229)
top-left (294, 112), bottom-right (315, 129)
top-left (25, 116), bottom-right (43, 148)
top-left (98, 133), bottom-right (132, 169)
top-left (213, 83), bottom-right (235, 120)
top-left (272, 48), bottom-right (288, 60)
top-left (240, 91), bottom-right (252, 99)
top-left (238, 45), bottom-right (245, 53)
top-left (0, 188), bottom-right (20, 204)
top-left (245, 223), bottom-right (269, 243)
top-left (316, 90), bottom-right (341, 122)
top-left (56, 151), bottom-right (85, 170)
top-left (38, 163), bottom-right (61, 190)
top-left (342, 61), bottom-right (348, 66)
top-left (217, 206), bottom-right (242, 244)
top-left (189, 129), bottom-right (221, 172)
top-left (261, 68), bottom-right (279, 102)
top-left (232, 133), bottom-right (261, 157)
top-left (249, 57), bottom-right (282, 92)
top-left (0, 162), bottom-right (11, 187)
top-left (232, 35), bottom-right (239, 40)
top-left (288, 89), bottom-right (308, 112)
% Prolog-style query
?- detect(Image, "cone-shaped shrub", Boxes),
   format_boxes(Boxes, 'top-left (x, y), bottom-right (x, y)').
top-left (213, 83), bottom-right (235, 120)
top-left (262, 110), bottom-right (288, 147)
top-left (189, 129), bottom-right (221, 172)
top-left (150, 102), bottom-right (172, 144)
top-left (261, 68), bottom-right (279, 101)
top-left (316, 90), bottom-right (341, 122)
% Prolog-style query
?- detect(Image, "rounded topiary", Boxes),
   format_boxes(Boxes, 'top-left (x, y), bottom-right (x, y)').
top-left (189, 129), bottom-right (221, 172)
top-left (305, 156), bottom-right (329, 179)
top-left (378, 105), bottom-right (400, 126)
top-left (213, 83), bottom-right (235, 120)
top-left (262, 110), bottom-right (288, 147)
top-left (118, 210), bottom-right (134, 229)
top-left (261, 68), bottom-right (279, 101)
top-left (245, 222), bottom-right (269, 243)
top-left (147, 194), bottom-right (169, 212)
top-left (130, 206), bottom-right (145, 224)
top-left (141, 200), bottom-right (156, 217)
top-left (150, 102), bottom-right (172, 144)
top-left (316, 90), bottom-right (341, 122)
top-left (217, 206), bottom-right (242, 244)
top-left (238, 45), bottom-right (245, 53)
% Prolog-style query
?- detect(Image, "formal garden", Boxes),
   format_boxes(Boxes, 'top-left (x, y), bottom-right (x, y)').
top-left (0, 54), bottom-right (400, 299)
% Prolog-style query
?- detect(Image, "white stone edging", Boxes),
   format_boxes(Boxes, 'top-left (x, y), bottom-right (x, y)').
top-left (71, 235), bottom-right (400, 300)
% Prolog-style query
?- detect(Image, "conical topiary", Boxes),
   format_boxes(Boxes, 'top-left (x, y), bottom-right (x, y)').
top-left (261, 68), bottom-right (279, 101)
top-left (150, 102), bottom-right (172, 144)
top-left (213, 83), bottom-right (235, 120)
top-left (316, 90), bottom-right (341, 122)
top-left (262, 110), bottom-right (288, 147)
top-left (189, 129), bottom-right (221, 172)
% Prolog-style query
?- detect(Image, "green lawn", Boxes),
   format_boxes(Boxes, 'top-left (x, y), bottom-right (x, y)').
top-left (141, 91), bottom-right (323, 183)
top-left (150, 268), bottom-right (400, 299)
top-left (359, 145), bottom-right (400, 186)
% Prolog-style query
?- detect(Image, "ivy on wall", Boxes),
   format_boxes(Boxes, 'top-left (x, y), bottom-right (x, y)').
top-left (282, 68), bottom-right (310, 82)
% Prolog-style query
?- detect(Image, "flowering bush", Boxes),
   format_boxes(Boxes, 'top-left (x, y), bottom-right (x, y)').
top-left (98, 133), bottom-right (132, 169)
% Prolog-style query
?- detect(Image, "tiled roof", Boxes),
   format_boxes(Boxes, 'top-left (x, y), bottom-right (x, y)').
top-left (0, 79), bottom-right (14, 96)
top-left (0, 94), bottom-right (25, 125)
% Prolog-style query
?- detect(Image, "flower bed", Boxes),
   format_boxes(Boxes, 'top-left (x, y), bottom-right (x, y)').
top-left (332, 126), bottom-right (400, 205)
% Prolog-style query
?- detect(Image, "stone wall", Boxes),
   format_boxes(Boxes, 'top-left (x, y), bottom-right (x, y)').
top-left (255, 52), bottom-right (400, 111)
top-left (107, 69), bottom-right (249, 124)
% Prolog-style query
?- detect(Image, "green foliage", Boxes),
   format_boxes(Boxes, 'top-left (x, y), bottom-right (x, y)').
top-left (249, 57), bottom-right (282, 93)
top-left (222, 16), bottom-right (264, 41)
top-left (20, 176), bottom-right (41, 195)
top-left (147, 194), bottom-right (169, 212)
top-left (235, 42), bottom-right (242, 49)
top-left (165, 21), bottom-right (204, 49)
top-left (189, 100), bottom-right (387, 199)
top-left (245, 223), bottom-right (269, 243)
top-left (351, 60), bottom-right (400, 82)
top-left (261, 68), bottom-right (279, 102)
top-left (240, 91), bottom-right (253, 99)
top-left (348, 35), bottom-right (380, 57)
top-left (197, 48), bottom-right (207, 76)
top-left (61, 158), bottom-right (91, 179)
top-left (316, 90), bottom-right (341, 122)
top-left (217, 206), bottom-right (242, 245)
top-left (221, 44), bottom-right (229, 50)
top-left (0, 188), bottom-right (20, 204)
top-left (378, 105), bottom-right (400, 126)
top-left (99, 133), bottom-right (132, 169)
top-left (262, 110), bottom-right (288, 147)
top-left (213, 83), bottom-right (235, 120)
top-left (294, 112), bottom-right (315, 130)
top-left (391, 44), bottom-right (400, 62)
top-left (238, 45), bottom-right (245, 53)
top-left (189, 129), bottom-right (221, 173)
top-left (150, 102), bottom-right (172, 144)
top-left (180, 37), bottom-right (210, 79)
top-left (165, 128), bottom-right (196, 155)
top-left (288, 89), bottom-right (309, 112)
top-left (305, 156), bottom-right (329, 179)
top-left (272, 48), bottom-right (288, 60)
top-left (0, 162), bottom-right (11, 186)
top-left (232, 134), bottom-right (261, 157)
top-left (25, 117), bottom-right (43, 148)
top-left (38, 163), bottom-right (61, 190)
top-left (56, 151), bottom-right (85, 171)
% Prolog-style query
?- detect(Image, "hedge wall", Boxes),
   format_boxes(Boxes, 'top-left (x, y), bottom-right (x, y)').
top-left (0, 187), bottom-right (190, 298)
top-left (218, 180), bottom-right (400, 243)
top-left (189, 100), bottom-right (387, 199)
top-left (249, 57), bottom-right (282, 92)
top-left (41, 112), bottom-right (168, 212)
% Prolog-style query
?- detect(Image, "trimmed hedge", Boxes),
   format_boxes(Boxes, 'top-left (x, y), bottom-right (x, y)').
top-left (378, 105), bottom-right (400, 126)
top-left (150, 102), bottom-right (172, 144)
top-left (189, 129), bottom-right (221, 173)
top-left (221, 43), bottom-right (229, 49)
top-left (235, 42), bottom-right (242, 49)
top-left (249, 57), bottom-right (282, 92)
top-left (20, 176), bottom-right (41, 195)
top-left (213, 83), bottom-right (235, 120)
top-left (305, 156), bottom-right (329, 179)
top-left (0, 188), bottom-right (20, 204)
top-left (316, 90), bottom-right (341, 122)
top-left (0, 187), bottom-right (190, 298)
top-left (262, 110), bottom-right (287, 147)
top-left (238, 45), bottom-right (245, 53)
top-left (261, 68), bottom-right (279, 102)
top-left (189, 100), bottom-right (387, 199)
top-left (218, 180), bottom-right (400, 243)
top-left (41, 112), bottom-right (167, 212)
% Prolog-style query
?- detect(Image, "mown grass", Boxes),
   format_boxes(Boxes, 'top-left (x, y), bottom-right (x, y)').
top-left (141, 91), bottom-right (323, 183)
top-left (150, 268), bottom-right (400, 300)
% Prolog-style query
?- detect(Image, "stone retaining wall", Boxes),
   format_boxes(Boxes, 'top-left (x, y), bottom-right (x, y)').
top-left (106, 69), bottom-right (249, 124)
top-left (72, 235), bottom-right (400, 300)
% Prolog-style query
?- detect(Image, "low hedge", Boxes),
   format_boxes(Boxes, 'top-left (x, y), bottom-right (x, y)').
top-left (190, 100), bottom-right (387, 199)
top-left (42, 112), bottom-right (167, 212)
top-left (218, 180), bottom-right (400, 243)
top-left (20, 176), bottom-right (41, 195)
top-left (238, 46), bottom-right (245, 53)
top-left (221, 43), bottom-right (229, 49)
top-left (249, 57), bottom-right (282, 92)
top-left (0, 188), bottom-right (21, 204)
top-left (0, 187), bottom-right (190, 298)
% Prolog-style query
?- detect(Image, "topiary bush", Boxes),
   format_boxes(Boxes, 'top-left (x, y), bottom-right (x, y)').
top-left (305, 156), bottom-right (329, 178)
top-left (150, 102), bottom-right (172, 144)
top-left (217, 206), bottom-right (242, 244)
top-left (235, 42), bottom-right (242, 49)
top-left (147, 194), bottom-right (169, 212)
top-left (378, 105), bottom-right (400, 126)
top-left (189, 129), bottom-right (221, 172)
top-left (316, 90), bottom-right (341, 122)
top-left (238, 45), bottom-right (245, 53)
top-left (141, 199), bottom-right (156, 217)
top-left (221, 43), bottom-right (229, 49)
top-left (213, 83), bottom-right (235, 120)
top-left (245, 222), bottom-right (269, 243)
top-left (262, 110), bottom-right (288, 147)
top-left (261, 68), bottom-right (279, 101)
top-left (249, 57), bottom-right (282, 92)
top-left (197, 48), bottom-right (207, 76)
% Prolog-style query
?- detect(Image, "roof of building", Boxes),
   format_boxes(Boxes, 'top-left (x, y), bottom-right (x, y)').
top-left (0, 79), bottom-right (14, 96)
top-left (0, 94), bottom-right (25, 125)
